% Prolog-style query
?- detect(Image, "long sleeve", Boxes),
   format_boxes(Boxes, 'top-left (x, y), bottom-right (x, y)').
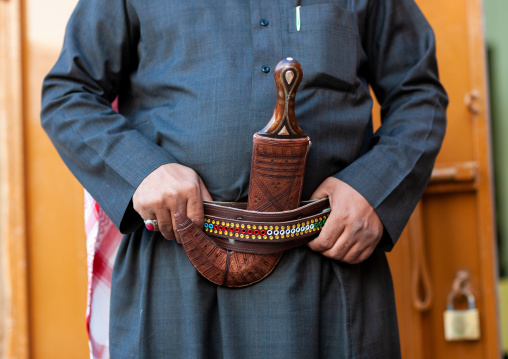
top-left (335, 0), bottom-right (448, 250)
top-left (41, 0), bottom-right (175, 232)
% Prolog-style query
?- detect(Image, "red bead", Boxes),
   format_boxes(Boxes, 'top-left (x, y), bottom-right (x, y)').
top-left (146, 223), bottom-right (154, 231)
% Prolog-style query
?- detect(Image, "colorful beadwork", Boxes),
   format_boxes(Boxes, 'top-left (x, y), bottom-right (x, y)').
top-left (203, 213), bottom-right (329, 242)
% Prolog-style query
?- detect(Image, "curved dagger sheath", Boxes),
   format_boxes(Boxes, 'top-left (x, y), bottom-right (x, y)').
top-left (176, 58), bottom-right (311, 287)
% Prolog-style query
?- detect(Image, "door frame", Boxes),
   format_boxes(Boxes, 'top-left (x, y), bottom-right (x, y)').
top-left (0, 0), bottom-right (30, 357)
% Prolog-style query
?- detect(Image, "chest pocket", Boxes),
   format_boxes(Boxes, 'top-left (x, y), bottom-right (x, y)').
top-left (284, 4), bottom-right (359, 93)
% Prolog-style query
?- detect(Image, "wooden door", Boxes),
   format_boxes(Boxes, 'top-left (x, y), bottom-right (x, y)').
top-left (386, 0), bottom-right (501, 357)
top-left (2, 0), bottom-right (90, 358)
top-left (23, 0), bottom-right (90, 356)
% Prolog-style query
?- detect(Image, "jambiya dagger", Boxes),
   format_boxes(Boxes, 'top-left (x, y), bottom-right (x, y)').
top-left (175, 58), bottom-right (327, 287)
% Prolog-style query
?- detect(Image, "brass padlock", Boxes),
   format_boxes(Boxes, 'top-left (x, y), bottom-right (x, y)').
top-left (443, 292), bottom-right (481, 341)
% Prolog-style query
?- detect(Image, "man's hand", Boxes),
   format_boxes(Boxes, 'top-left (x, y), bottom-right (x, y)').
top-left (132, 163), bottom-right (213, 240)
top-left (308, 177), bottom-right (383, 264)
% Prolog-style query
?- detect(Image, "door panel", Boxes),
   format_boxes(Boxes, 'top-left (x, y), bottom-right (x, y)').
top-left (387, 0), bottom-right (500, 357)
top-left (22, 0), bottom-right (89, 358)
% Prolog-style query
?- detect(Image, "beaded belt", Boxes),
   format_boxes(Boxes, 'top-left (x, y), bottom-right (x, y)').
top-left (200, 198), bottom-right (331, 254)
top-left (174, 198), bottom-right (331, 285)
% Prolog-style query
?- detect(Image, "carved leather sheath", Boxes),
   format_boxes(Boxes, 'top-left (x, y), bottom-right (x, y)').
top-left (175, 58), bottom-right (311, 287)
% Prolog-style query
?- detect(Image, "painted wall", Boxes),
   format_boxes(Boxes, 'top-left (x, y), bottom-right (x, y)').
top-left (485, 0), bottom-right (508, 277)
top-left (484, 0), bottom-right (508, 354)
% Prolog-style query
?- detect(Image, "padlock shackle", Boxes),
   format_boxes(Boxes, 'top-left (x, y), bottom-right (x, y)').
top-left (446, 292), bottom-right (476, 310)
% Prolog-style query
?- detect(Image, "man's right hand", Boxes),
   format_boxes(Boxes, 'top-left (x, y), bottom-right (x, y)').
top-left (132, 163), bottom-right (213, 240)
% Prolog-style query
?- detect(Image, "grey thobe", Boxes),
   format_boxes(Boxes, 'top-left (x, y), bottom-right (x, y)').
top-left (41, 0), bottom-right (448, 357)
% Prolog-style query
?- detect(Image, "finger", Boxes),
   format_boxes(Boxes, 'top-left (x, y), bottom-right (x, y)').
top-left (309, 184), bottom-right (329, 201)
top-left (309, 176), bottom-right (340, 200)
top-left (171, 178), bottom-right (210, 243)
top-left (307, 212), bottom-right (345, 253)
top-left (168, 196), bottom-right (189, 242)
top-left (320, 227), bottom-right (356, 261)
top-left (340, 243), bottom-right (376, 264)
top-left (199, 178), bottom-right (213, 202)
top-left (185, 186), bottom-right (205, 229)
top-left (156, 206), bottom-right (176, 240)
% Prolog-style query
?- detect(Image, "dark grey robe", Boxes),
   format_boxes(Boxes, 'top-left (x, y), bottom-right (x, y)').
top-left (41, 0), bottom-right (448, 357)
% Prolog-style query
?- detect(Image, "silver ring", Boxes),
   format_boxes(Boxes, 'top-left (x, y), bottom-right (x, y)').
top-left (144, 219), bottom-right (158, 231)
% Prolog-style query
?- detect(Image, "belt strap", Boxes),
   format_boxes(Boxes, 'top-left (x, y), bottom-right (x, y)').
top-left (201, 198), bottom-right (330, 254)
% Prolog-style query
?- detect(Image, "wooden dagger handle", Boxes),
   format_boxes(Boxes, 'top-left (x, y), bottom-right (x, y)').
top-left (258, 57), bottom-right (307, 139)
top-left (248, 58), bottom-right (310, 211)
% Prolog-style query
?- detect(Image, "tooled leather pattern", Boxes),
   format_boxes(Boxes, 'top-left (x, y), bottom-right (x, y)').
top-left (247, 135), bottom-right (310, 212)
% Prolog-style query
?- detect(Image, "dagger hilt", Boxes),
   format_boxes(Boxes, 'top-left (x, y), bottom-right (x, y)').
top-left (247, 58), bottom-right (310, 212)
top-left (258, 58), bottom-right (307, 139)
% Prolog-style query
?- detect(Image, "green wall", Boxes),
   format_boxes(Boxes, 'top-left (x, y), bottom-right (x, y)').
top-left (484, 0), bottom-right (508, 355)
top-left (484, 0), bottom-right (508, 278)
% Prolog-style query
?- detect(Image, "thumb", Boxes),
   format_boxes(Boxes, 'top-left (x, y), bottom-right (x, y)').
top-left (310, 182), bottom-right (329, 201)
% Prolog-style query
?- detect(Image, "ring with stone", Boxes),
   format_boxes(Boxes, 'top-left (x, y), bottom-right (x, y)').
top-left (144, 219), bottom-right (158, 231)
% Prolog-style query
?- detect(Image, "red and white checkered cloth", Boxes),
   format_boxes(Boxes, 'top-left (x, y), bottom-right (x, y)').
top-left (84, 190), bottom-right (122, 359)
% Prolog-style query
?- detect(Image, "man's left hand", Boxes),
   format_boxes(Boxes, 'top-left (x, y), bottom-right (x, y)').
top-left (308, 177), bottom-right (383, 264)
